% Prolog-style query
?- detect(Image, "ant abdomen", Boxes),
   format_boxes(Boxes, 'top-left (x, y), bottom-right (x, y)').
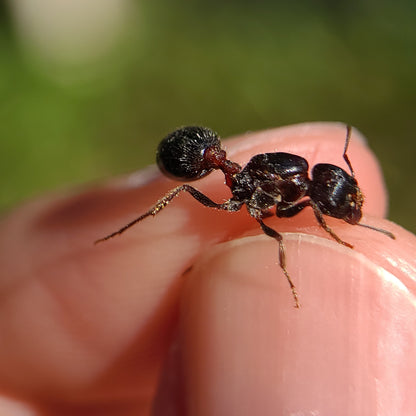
top-left (156, 126), bottom-right (222, 181)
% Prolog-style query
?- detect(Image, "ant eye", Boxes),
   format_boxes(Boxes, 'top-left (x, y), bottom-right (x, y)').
top-left (156, 126), bottom-right (222, 181)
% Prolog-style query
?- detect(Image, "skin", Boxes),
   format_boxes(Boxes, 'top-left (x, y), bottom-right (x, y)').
top-left (0, 122), bottom-right (415, 416)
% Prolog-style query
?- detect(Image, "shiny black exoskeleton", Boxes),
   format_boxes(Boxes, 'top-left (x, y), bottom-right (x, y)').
top-left (96, 125), bottom-right (395, 307)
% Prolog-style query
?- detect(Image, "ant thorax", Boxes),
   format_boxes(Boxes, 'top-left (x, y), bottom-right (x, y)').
top-left (230, 152), bottom-right (310, 217)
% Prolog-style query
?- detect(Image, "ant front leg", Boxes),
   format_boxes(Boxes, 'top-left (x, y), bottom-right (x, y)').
top-left (309, 201), bottom-right (353, 248)
top-left (276, 200), bottom-right (310, 218)
top-left (277, 200), bottom-right (353, 248)
top-left (95, 184), bottom-right (242, 244)
top-left (257, 219), bottom-right (300, 308)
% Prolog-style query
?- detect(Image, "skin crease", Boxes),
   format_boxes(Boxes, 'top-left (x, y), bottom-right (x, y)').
top-left (0, 122), bottom-right (415, 415)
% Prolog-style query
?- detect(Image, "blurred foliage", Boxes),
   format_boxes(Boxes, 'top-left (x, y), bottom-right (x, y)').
top-left (0, 0), bottom-right (415, 232)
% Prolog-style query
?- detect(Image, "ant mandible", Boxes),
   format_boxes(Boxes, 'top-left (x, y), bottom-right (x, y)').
top-left (95, 126), bottom-right (395, 308)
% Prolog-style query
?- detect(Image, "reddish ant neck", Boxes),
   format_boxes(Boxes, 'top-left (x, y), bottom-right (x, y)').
top-left (204, 146), bottom-right (241, 187)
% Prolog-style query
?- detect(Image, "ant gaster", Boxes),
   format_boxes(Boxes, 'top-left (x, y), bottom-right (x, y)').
top-left (96, 126), bottom-right (395, 307)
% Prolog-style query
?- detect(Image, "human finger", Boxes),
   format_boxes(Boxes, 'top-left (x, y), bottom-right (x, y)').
top-left (158, 220), bottom-right (416, 415)
top-left (0, 122), bottom-right (393, 413)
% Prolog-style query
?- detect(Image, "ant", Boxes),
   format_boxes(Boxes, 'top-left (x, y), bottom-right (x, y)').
top-left (95, 125), bottom-right (395, 307)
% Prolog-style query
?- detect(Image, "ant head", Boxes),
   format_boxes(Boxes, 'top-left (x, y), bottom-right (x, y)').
top-left (310, 164), bottom-right (364, 224)
top-left (156, 126), bottom-right (222, 181)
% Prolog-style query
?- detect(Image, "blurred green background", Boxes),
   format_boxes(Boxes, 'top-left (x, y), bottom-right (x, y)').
top-left (0, 0), bottom-right (414, 232)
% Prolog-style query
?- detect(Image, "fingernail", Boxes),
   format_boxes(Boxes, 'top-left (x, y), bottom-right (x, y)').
top-left (179, 234), bottom-right (416, 415)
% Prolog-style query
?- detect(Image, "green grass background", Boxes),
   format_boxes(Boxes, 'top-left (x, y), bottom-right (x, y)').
top-left (0, 0), bottom-right (414, 233)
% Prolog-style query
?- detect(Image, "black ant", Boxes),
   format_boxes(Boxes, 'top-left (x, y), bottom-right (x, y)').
top-left (95, 125), bottom-right (395, 307)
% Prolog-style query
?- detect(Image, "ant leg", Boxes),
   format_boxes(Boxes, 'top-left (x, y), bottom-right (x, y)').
top-left (309, 201), bottom-right (353, 248)
top-left (276, 200), bottom-right (310, 218)
top-left (257, 219), bottom-right (300, 308)
top-left (260, 210), bottom-right (274, 219)
top-left (95, 184), bottom-right (242, 244)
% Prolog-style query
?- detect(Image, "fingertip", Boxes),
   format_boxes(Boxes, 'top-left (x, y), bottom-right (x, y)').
top-left (180, 233), bottom-right (416, 414)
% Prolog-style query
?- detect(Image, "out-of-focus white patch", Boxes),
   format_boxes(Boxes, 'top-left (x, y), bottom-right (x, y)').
top-left (289, 410), bottom-right (321, 416)
top-left (9, 0), bottom-right (136, 76)
top-left (0, 396), bottom-right (37, 416)
top-left (103, 165), bottom-right (160, 190)
top-left (125, 165), bottom-right (160, 188)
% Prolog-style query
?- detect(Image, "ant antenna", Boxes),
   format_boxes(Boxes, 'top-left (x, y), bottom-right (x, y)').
top-left (343, 125), bottom-right (354, 178)
top-left (356, 222), bottom-right (396, 239)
